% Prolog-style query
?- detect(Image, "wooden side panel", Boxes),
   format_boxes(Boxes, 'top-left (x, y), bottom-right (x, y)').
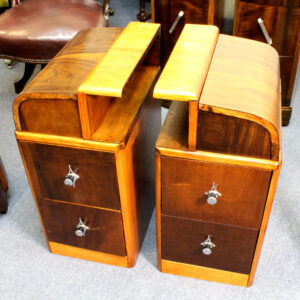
top-left (20, 99), bottom-right (82, 138)
top-left (38, 199), bottom-right (126, 256)
top-left (197, 111), bottom-right (271, 159)
top-left (115, 86), bottom-right (161, 267)
top-left (161, 214), bottom-right (258, 274)
top-left (162, 156), bottom-right (271, 229)
top-left (248, 167), bottom-right (281, 286)
top-left (19, 142), bottom-right (121, 210)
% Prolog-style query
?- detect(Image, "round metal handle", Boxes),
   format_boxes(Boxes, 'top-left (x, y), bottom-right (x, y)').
top-left (201, 235), bottom-right (215, 255)
top-left (205, 182), bottom-right (221, 205)
top-left (64, 165), bottom-right (79, 188)
top-left (75, 218), bottom-right (89, 237)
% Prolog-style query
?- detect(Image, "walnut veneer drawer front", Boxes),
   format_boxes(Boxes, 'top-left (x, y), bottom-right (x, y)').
top-left (37, 199), bottom-right (126, 256)
top-left (161, 214), bottom-right (258, 274)
top-left (162, 156), bottom-right (271, 229)
top-left (20, 142), bottom-right (120, 210)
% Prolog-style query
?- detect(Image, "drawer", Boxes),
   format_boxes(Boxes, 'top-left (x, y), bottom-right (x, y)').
top-left (37, 198), bottom-right (126, 256)
top-left (235, 1), bottom-right (287, 53)
top-left (161, 214), bottom-right (258, 274)
top-left (161, 156), bottom-right (271, 229)
top-left (169, 0), bottom-right (210, 43)
top-left (20, 142), bottom-right (121, 210)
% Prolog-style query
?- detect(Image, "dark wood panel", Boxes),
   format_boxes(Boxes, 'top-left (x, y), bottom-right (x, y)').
top-left (280, 55), bottom-right (295, 104)
top-left (162, 156), bottom-right (271, 229)
top-left (38, 199), bottom-right (126, 256)
top-left (20, 99), bottom-right (82, 137)
top-left (234, 1), bottom-right (287, 52)
top-left (130, 87), bottom-right (161, 248)
top-left (197, 111), bottom-right (271, 159)
top-left (169, 0), bottom-right (209, 43)
top-left (20, 142), bottom-right (121, 210)
top-left (161, 214), bottom-right (258, 274)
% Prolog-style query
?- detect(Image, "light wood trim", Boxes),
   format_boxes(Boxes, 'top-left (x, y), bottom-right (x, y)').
top-left (78, 92), bottom-right (113, 140)
top-left (156, 146), bottom-right (279, 171)
top-left (155, 151), bottom-right (162, 270)
top-left (17, 141), bottom-right (50, 249)
top-left (115, 118), bottom-right (142, 267)
top-left (15, 131), bottom-right (121, 152)
top-left (161, 260), bottom-right (249, 287)
top-left (78, 22), bottom-right (160, 97)
top-left (207, 0), bottom-right (215, 24)
top-left (77, 92), bottom-right (91, 138)
top-left (188, 101), bottom-right (198, 151)
top-left (153, 25), bottom-right (219, 101)
top-left (49, 242), bottom-right (128, 267)
top-left (42, 198), bottom-right (120, 213)
top-left (151, 0), bottom-right (155, 23)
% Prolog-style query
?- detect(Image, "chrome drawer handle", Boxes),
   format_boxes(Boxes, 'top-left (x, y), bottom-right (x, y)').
top-left (64, 165), bottom-right (79, 188)
top-left (201, 235), bottom-right (215, 255)
top-left (257, 18), bottom-right (272, 45)
top-left (205, 182), bottom-right (221, 205)
top-left (169, 10), bottom-right (184, 34)
top-left (75, 218), bottom-right (89, 237)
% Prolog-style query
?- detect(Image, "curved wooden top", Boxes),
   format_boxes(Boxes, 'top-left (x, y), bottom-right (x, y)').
top-left (153, 24), bottom-right (219, 101)
top-left (199, 34), bottom-right (281, 158)
top-left (13, 27), bottom-right (122, 131)
top-left (78, 22), bottom-right (160, 97)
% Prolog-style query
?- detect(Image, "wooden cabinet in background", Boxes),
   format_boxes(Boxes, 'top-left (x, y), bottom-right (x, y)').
top-left (152, 0), bottom-right (224, 65)
top-left (233, 0), bottom-right (300, 125)
top-left (13, 22), bottom-right (162, 267)
top-left (154, 25), bottom-right (281, 286)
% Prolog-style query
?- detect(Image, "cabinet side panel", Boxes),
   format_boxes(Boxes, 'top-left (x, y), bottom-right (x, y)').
top-left (115, 89), bottom-right (161, 267)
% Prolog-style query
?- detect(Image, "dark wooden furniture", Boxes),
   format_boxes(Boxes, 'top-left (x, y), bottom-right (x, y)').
top-left (0, 0), bottom-right (110, 93)
top-left (151, 0), bottom-right (224, 65)
top-left (137, 0), bottom-right (151, 21)
top-left (13, 22), bottom-right (161, 267)
top-left (154, 25), bottom-right (281, 286)
top-left (0, 156), bottom-right (8, 214)
top-left (233, 0), bottom-right (300, 125)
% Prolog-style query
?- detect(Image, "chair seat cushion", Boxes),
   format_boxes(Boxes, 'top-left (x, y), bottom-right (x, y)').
top-left (0, 0), bottom-right (107, 63)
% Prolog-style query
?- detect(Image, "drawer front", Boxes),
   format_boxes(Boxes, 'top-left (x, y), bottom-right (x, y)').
top-left (20, 142), bottom-right (121, 210)
top-left (161, 214), bottom-right (258, 274)
top-left (235, 1), bottom-right (287, 53)
top-left (169, 0), bottom-right (210, 43)
top-left (161, 156), bottom-right (271, 229)
top-left (38, 199), bottom-right (126, 256)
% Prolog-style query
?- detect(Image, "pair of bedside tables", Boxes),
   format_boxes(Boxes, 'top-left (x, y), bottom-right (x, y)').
top-left (13, 22), bottom-right (281, 286)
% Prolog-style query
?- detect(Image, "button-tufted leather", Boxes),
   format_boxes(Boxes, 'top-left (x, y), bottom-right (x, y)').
top-left (0, 0), bottom-right (107, 63)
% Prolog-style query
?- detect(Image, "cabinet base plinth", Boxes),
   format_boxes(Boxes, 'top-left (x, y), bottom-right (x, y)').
top-left (161, 259), bottom-right (250, 287)
top-left (49, 242), bottom-right (129, 267)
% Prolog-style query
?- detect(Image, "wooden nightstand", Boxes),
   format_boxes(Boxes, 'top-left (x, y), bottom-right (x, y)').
top-left (13, 22), bottom-right (161, 267)
top-left (154, 25), bottom-right (281, 286)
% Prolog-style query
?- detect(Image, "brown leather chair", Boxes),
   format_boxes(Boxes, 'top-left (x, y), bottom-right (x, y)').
top-left (0, 0), bottom-right (109, 93)
top-left (0, 157), bottom-right (8, 214)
